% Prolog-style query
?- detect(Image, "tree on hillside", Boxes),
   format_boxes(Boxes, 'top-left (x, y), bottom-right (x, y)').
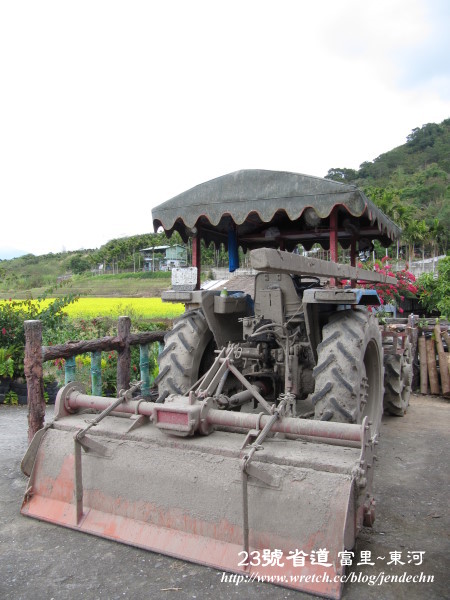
top-left (403, 220), bottom-right (429, 263)
top-left (363, 187), bottom-right (414, 259)
top-left (324, 119), bottom-right (450, 261)
top-left (325, 168), bottom-right (358, 183)
top-left (87, 231), bottom-right (186, 274)
top-left (69, 255), bottom-right (91, 275)
top-left (406, 122), bottom-right (443, 152)
top-left (427, 218), bottom-right (445, 271)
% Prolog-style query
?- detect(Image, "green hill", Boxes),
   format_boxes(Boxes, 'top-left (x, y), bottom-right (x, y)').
top-left (0, 237), bottom-right (173, 298)
top-left (325, 118), bottom-right (450, 258)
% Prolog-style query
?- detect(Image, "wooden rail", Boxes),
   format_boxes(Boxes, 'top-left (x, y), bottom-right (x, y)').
top-left (24, 317), bottom-right (166, 442)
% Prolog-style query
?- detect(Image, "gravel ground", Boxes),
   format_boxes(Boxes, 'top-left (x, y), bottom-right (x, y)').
top-left (0, 394), bottom-right (448, 600)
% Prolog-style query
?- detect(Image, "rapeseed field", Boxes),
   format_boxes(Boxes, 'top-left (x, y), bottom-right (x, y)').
top-left (64, 298), bottom-right (184, 319)
top-left (3, 298), bottom-right (184, 320)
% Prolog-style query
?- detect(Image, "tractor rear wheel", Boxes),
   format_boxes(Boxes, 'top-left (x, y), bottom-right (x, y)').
top-left (155, 309), bottom-right (215, 403)
top-left (383, 339), bottom-right (412, 416)
top-left (312, 308), bottom-right (384, 435)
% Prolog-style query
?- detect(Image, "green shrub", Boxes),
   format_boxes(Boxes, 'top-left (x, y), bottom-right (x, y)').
top-left (0, 290), bottom-right (79, 378)
top-left (4, 391), bottom-right (18, 405)
top-left (418, 256), bottom-right (450, 317)
top-left (0, 348), bottom-right (14, 378)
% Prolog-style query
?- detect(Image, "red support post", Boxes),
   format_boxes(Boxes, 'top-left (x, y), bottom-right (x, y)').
top-left (329, 207), bottom-right (339, 286)
top-left (350, 239), bottom-right (356, 267)
top-left (330, 207), bottom-right (338, 263)
top-left (350, 238), bottom-right (357, 287)
top-left (192, 233), bottom-right (201, 290)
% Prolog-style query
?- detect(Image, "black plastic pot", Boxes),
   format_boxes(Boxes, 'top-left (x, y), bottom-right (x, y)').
top-left (44, 382), bottom-right (60, 405)
top-left (0, 377), bottom-right (12, 404)
top-left (10, 380), bottom-right (28, 405)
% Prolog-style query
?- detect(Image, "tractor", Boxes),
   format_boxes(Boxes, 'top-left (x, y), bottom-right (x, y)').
top-left (153, 169), bottom-right (412, 424)
top-left (21, 170), bottom-right (413, 599)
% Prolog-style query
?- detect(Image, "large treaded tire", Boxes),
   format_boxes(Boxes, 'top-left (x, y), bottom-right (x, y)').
top-left (155, 309), bottom-right (214, 403)
top-left (383, 339), bottom-right (412, 416)
top-left (312, 308), bottom-right (384, 435)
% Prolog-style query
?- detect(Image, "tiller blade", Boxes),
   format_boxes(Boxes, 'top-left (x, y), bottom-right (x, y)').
top-left (21, 384), bottom-right (377, 599)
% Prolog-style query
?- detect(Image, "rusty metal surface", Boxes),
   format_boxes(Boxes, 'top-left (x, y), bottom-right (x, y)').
top-left (22, 415), bottom-right (361, 599)
top-left (53, 383), bottom-right (364, 444)
top-left (20, 387), bottom-right (378, 598)
top-left (152, 170), bottom-right (401, 251)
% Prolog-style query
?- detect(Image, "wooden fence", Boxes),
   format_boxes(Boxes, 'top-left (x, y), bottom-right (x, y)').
top-left (24, 317), bottom-right (166, 442)
top-left (417, 321), bottom-right (450, 397)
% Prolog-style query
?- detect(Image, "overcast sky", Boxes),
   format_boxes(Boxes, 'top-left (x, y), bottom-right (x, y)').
top-left (1, 0), bottom-right (449, 259)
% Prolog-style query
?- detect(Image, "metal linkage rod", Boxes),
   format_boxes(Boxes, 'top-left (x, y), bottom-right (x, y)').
top-left (61, 386), bottom-right (362, 444)
top-left (207, 409), bottom-right (362, 443)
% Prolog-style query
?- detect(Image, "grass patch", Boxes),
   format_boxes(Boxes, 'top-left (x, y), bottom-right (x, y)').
top-left (81, 271), bottom-right (171, 280)
top-left (0, 275), bottom-right (172, 299)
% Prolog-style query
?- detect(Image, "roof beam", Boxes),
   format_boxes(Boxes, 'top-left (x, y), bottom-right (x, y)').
top-left (250, 248), bottom-right (397, 285)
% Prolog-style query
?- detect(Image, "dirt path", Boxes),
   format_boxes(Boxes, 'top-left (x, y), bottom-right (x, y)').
top-left (0, 394), bottom-right (448, 600)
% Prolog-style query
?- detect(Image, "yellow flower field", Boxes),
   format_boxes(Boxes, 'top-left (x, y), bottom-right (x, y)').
top-left (64, 298), bottom-right (185, 319)
top-left (1, 298), bottom-right (185, 320)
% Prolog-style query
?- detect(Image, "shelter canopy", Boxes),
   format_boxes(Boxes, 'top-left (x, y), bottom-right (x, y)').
top-left (152, 170), bottom-right (400, 252)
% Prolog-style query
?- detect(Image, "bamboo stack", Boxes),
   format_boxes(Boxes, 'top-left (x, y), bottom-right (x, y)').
top-left (418, 323), bottom-right (450, 397)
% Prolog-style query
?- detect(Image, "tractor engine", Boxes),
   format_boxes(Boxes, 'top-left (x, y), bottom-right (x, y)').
top-left (229, 272), bottom-right (317, 403)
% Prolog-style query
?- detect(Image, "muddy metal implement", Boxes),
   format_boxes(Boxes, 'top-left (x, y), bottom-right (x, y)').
top-left (22, 370), bottom-right (376, 599)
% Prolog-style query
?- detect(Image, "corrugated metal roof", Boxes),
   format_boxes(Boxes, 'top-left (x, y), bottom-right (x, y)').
top-left (152, 170), bottom-right (401, 251)
top-left (139, 246), bottom-right (170, 251)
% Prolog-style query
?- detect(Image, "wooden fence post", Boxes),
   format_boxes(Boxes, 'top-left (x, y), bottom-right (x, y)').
top-left (418, 334), bottom-right (428, 395)
top-left (426, 337), bottom-right (440, 395)
top-left (408, 314), bottom-right (419, 389)
top-left (90, 351), bottom-right (102, 396)
top-left (435, 324), bottom-right (450, 396)
top-left (140, 344), bottom-right (150, 397)
top-left (65, 356), bottom-right (76, 384)
top-left (24, 320), bottom-right (45, 443)
top-left (117, 316), bottom-right (131, 394)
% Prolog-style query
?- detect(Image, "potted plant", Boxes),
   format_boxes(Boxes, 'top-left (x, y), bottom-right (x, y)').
top-left (43, 374), bottom-right (60, 404)
top-left (10, 376), bottom-right (28, 405)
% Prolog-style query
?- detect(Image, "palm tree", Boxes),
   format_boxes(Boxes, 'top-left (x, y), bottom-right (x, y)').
top-left (428, 218), bottom-right (444, 272)
top-left (403, 220), bottom-right (429, 264)
top-left (390, 201), bottom-right (414, 261)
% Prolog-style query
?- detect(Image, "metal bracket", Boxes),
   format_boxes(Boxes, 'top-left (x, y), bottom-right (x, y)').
top-left (245, 463), bottom-right (281, 488)
top-left (240, 428), bottom-right (261, 450)
top-left (125, 414), bottom-right (148, 433)
top-left (77, 435), bottom-right (111, 457)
